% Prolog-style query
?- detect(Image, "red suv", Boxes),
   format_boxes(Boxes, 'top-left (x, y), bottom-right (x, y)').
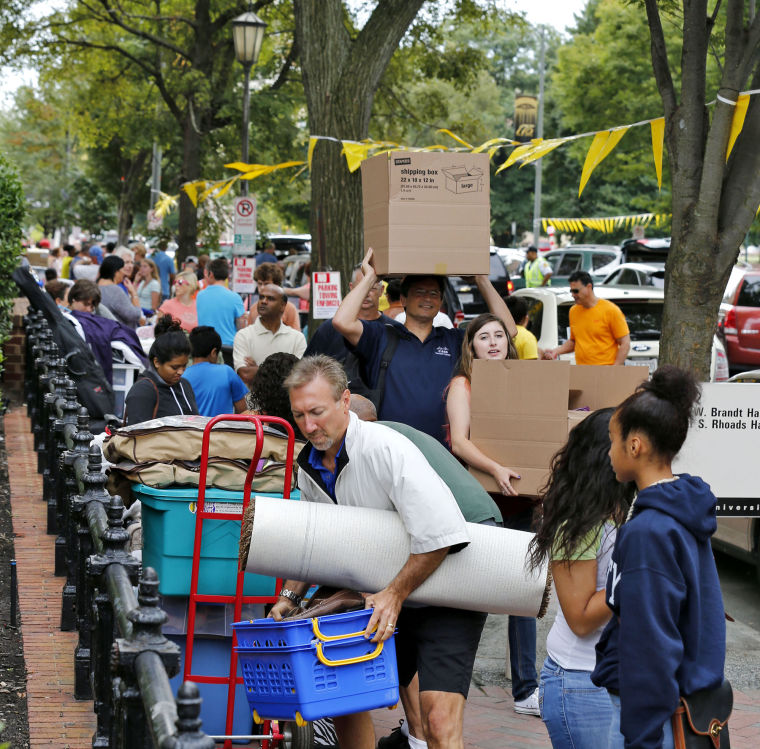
top-left (722, 270), bottom-right (760, 373)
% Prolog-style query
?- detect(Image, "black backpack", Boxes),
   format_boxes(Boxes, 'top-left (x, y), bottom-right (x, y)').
top-left (13, 266), bottom-right (116, 422)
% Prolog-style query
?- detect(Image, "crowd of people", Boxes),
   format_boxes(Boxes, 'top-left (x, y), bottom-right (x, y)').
top-left (38, 239), bottom-right (726, 749)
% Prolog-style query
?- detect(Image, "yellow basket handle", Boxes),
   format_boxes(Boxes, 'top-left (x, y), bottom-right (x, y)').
top-left (312, 617), bottom-right (374, 642)
top-left (314, 639), bottom-right (384, 667)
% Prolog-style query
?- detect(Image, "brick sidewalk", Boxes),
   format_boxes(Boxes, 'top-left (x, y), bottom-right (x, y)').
top-left (6, 407), bottom-right (96, 748)
top-left (7, 402), bottom-right (760, 749)
top-left (371, 686), bottom-right (550, 748)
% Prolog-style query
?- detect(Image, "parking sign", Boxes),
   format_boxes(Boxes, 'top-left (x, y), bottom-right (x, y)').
top-left (233, 196), bottom-right (257, 255)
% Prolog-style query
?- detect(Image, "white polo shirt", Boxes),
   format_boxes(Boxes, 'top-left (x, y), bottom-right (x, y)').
top-left (232, 317), bottom-right (307, 372)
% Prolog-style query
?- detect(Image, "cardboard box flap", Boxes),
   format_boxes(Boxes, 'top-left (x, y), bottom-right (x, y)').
top-left (568, 365), bottom-right (648, 411)
top-left (470, 465), bottom-right (550, 496)
top-left (472, 437), bottom-right (562, 470)
top-left (471, 414), bottom-right (569, 443)
top-left (471, 359), bottom-right (571, 417)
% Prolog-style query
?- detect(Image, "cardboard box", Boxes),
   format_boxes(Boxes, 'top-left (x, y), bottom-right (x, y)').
top-left (468, 360), bottom-right (647, 496)
top-left (361, 151), bottom-right (490, 276)
top-left (24, 249), bottom-right (49, 267)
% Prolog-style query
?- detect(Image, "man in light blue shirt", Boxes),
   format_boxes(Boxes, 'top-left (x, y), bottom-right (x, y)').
top-left (150, 243), bottom-right (176, 300)
top-left (196, 258), bottom-right (246, 354)
top-left (184, 326), bottom-right (248, 416)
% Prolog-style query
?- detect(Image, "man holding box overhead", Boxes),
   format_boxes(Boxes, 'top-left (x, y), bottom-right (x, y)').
top-left (332, 248), bottom-right (516, 445)
top-left (271, 355), bottom-right (496, 749)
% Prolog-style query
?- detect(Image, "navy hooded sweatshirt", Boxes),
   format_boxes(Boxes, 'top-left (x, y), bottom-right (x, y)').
top-left (124, 366), bottom-right (198, 425)
top-left (591, 474), bottom-right (725, 749)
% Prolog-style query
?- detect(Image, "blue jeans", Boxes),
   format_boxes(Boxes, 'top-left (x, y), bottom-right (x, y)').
top-left (608, 693), bottom-right (674, 749)
top-left (539, 657), bottom-right (613, 749)
top-left (504, 510), bottom-right (538, 701)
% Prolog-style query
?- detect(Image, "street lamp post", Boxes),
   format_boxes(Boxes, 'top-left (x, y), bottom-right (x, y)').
top-left (231, 6), bottom-right (267, 197)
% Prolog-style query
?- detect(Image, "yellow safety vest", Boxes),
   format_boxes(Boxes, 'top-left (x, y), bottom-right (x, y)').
top-left (524, 259), bottom-right (550, 287)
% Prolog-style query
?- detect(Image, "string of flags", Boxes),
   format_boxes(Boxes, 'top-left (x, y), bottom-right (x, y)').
top-left (162, 89), bottom-right (758, 222)
top-left (542, 213), bottom-right (670, 234)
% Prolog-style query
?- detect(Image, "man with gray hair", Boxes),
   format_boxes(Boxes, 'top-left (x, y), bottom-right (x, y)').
top-left (271, 354), bottom-right (492, 749)
top-left (232, 283), bottom-right (306, 386)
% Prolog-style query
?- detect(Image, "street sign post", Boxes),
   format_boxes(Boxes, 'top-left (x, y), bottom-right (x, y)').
top-left (233, 196), bottom-right (257, 255)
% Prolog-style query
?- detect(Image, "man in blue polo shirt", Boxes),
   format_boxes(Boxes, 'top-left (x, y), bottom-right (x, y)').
top-left (333, 248), bottom-right (516, 445)
top-left (150, 242), bottom-right (176, 300)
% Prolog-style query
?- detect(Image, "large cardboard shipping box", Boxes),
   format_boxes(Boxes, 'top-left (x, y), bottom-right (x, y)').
top-left (469, 360), bottom-right (648, 496)
top-left (361, 151), bottom-right (490, 276)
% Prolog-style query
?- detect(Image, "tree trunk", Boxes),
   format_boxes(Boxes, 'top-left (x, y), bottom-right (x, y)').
top-left (295, 0), bottom-right (426, 335)
top-left (646, 0), bottom-right (760, 380)
top-left (177, 116), bottom-right (202, 262)
top-left (117, 148), bottom-right (150, 246)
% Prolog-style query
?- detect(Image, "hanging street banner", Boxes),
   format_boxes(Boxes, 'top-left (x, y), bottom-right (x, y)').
top-left (232, 256), bottom-right (257, 294)
top-left (233, 196), bottom-right (257, 255)
top-left (514, 95), bottom-right (538, 142)
top-left (313, 272), bottom-right (342, 319)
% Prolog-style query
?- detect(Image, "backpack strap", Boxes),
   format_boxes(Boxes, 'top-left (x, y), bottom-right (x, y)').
top-left (149, 378), bottom-right (160, 420)
top-left (123, 376), bottom-right (160, 424)
top-left (372, 324), bottom-right (401, 413)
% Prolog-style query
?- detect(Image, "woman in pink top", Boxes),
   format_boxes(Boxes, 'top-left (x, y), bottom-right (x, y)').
top-left (157, 271), bottom-right (198, 331)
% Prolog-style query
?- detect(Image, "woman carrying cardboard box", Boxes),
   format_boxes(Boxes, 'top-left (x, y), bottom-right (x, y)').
top-left (445, 313), bottom-right (540, 716)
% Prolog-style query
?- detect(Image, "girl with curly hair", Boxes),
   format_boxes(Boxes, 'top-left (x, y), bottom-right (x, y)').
top-left (246, 352), bottom-right (303, 439)
top-left (528, 407), bottom-right (635, 748)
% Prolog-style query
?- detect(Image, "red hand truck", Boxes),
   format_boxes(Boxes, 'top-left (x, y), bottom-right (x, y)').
top-left (183, 414), bottom-right (299, 748)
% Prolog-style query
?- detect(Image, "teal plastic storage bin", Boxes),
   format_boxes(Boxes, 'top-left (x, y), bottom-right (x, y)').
top-left (233, 610), bottom-right (399, 722)
top-left (134, 484), bottom-right (300, 597)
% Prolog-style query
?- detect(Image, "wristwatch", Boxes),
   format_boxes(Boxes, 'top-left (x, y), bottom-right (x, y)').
top-left (279, 588), bottom-right (303, 606)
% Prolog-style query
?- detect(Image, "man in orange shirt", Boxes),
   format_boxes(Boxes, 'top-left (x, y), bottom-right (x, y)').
top-left (544, 271), bottom-right (630, 365)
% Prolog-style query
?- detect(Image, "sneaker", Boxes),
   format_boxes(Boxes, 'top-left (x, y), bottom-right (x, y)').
top-left (377, 721), bottom-right (410, 749)
top-left (513, 687), bottom-right (540, 716)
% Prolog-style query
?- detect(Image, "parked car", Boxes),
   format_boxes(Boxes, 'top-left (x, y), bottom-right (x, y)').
top-left (512, 285), bottom-right (729, 381)
top-left (264, 233), bottom-right (311, 259)
top-left (619, 236), bottom-right (671, 264)
top-left (449, 250), bottom-right (511, 319)
top-left (601, 262), bottom-right (665, 288)
top-left (718, 269), bottom-right (760, 374)
top-left (512, 244), bottom-right (622, 289)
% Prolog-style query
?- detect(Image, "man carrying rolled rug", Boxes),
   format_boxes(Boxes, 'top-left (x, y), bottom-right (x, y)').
top-left (269, 354), bottom-right (492, 749)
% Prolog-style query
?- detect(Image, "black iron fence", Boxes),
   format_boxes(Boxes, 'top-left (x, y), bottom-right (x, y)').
top-left (21, 307), bottom-right (217, 749)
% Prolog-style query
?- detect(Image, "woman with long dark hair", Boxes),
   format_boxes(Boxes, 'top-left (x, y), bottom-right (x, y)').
top-left (528, 408), bottom-right (634, 748)
top-left (124, 317), bottom-right (198, 424)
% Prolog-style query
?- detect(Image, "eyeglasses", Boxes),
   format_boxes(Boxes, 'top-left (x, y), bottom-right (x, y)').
top-left (569, 288), bottom-right (581, 295)
top-left (410, 288), bottom-right (442, 300)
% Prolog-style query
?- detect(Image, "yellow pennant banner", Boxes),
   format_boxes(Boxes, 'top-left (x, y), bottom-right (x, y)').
top-left (578, 128), bottom-right (629, 196)
top-left (726, 94), bottom-right (750, 161)
top-left (650, 118), bottom-right (665, 189)
top-left (169, 89), bottom-right (758, 212)
top-left (542, 212), bottom-right (671, 235)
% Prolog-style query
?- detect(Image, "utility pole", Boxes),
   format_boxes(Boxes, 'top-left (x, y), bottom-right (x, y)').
top-left (532, 26), bottom-right (546, 247)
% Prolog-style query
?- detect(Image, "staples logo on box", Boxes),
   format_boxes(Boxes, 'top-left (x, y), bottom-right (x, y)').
top-left (394, 157), bottom-right (412, 165)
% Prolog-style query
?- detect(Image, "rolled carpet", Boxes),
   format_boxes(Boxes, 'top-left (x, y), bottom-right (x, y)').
top-left (239, 496), bottom-right (551, 617)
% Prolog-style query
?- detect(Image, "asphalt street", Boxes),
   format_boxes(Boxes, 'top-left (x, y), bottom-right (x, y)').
top-left (473, 548), bottom-right (760, 692)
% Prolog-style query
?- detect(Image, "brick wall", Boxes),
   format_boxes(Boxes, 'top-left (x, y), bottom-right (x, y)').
top-left (2, 297), bottom-right (29, 404)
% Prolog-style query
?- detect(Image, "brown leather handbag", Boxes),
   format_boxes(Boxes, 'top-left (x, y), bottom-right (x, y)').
top-left (671, 679), bottom-right (732, 749)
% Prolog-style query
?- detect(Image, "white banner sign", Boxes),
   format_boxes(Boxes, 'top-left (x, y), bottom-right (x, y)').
top-left (674, 382), bottom-right (760, 500)
top-left (232, 257), bottom-right (257, 294)
top-left (233, 196), bottom-right (257, 255)
top-left (312, 271), bottom-right (342, 319)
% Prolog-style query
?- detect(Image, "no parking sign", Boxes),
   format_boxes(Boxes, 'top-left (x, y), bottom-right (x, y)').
top-left (233, 196), bottom-right (257, 254)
